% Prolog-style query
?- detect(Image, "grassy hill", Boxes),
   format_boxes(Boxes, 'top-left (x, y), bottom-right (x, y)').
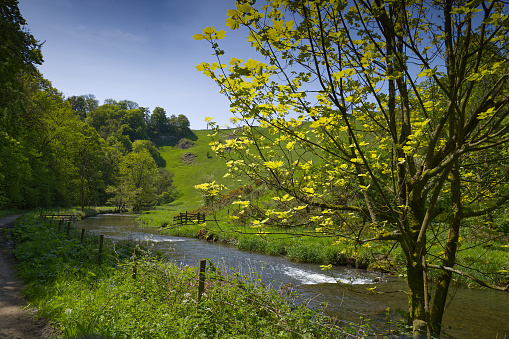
top-left (139, 129), bottom-right (240, 223)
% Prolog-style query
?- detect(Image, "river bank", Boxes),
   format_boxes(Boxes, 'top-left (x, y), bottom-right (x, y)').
top-left (77, 212), bottom-right (509, 338)
top-left (138, 207), bottom-right (401, 274)
top-left (5, 212), bottom-right (377, 338)
top-left (138, 205), bottom-right (509, 290)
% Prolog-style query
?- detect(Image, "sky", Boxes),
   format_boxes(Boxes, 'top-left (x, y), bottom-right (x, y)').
top-left (19, 0), bottom-right (255, 129)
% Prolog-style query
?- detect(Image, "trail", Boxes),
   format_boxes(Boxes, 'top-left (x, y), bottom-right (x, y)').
top-left (0, 214), bottom-right (58, 339)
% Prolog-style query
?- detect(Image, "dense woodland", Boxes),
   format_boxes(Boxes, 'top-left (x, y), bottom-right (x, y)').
top-left (0, 1), bottom-right (190, 211)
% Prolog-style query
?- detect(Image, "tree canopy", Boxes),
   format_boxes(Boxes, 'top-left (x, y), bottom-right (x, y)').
top-left (0, 1), bottom-right (177, 211)
top-left (196, 0), bottom-right (509, 335)
top-left (0, 0), bottom-right (42, 133)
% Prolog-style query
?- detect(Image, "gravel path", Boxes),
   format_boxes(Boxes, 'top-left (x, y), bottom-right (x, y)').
top-left (0, 215), bottom-right (58, 339)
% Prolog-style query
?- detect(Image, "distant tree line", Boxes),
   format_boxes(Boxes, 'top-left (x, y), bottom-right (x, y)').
top-left (0, 0), bottom-right (183, 211)
top-left (67, 95), bottom-right (192, 150)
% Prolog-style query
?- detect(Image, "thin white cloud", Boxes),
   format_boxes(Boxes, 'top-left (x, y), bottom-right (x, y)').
top-left (100, 28), bottom-right (146, 44)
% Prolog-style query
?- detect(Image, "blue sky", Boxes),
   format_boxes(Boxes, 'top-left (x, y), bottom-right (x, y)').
top-left (19, 0), bottom-right (254, 129)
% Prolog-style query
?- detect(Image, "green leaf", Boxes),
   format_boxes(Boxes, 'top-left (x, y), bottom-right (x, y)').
top-left (256, 64), bottom-right (263, 76)
top-left (215, 30), bottom-right (226, 40)
top-left (203, 26), bottom-right (215, 35)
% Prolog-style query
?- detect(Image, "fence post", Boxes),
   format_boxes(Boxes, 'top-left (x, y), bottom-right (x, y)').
top-left (80, 229), bottom-right (85, 243)
top-left (66, 221), bottom-right (71, 237)
top-left (98, 235), bottom-right (104, 265)
top-left (197, 259), bottom-right (206, 302)
top-left (132, 247), bottom-right (139, 280)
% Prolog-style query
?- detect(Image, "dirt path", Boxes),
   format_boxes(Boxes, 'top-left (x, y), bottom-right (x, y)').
top-left (0, 214), bottom-right (58, 339)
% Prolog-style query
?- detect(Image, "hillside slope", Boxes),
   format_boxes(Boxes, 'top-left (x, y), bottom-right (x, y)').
top-left (153, 129), bottom-right (238, 214)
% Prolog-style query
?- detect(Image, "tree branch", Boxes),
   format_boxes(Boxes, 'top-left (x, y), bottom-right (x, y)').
top-left (428, 264), bottom-right (509, 291)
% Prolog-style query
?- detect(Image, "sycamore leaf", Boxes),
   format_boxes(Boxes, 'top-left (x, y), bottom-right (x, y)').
top-left (203, 26), bottom-right (215, 35)
top-left (466, 0), bottom-right (484, 7)
top-left (193, 33), bottom-right (205, 40)
top-left (226, 18), bottom-right (240, 30)
top-left (478, 107), bottom-right (495, 120)
top-left (215, 30), bottom-right (226, 40)
top-left (264, 160), bottom-right (284, 169)
top-left (272, 194), bottom-right (294, 202)
top-left (256, 64), bottom-right (263, 76)
top-left (417, 69), bottom-right (433, 78)
top-left (195, 63), bottom-right (209, 72)
top-left (245, 58), bottom-right (259, 69)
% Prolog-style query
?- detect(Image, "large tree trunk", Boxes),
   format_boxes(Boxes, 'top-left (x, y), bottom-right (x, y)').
top-left (405, 201), bottom-right (429, 337)
top-left (406, 259), bottom-right (426, 318)
top-left (430, 162), bottom-right (462, 334)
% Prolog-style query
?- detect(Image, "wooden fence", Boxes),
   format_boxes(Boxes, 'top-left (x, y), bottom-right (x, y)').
top-left (171, 211), bottom-right (206, 226)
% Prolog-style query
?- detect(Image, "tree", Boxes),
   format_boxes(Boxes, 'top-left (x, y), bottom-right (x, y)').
top-left (149, 107), bottom-right (169, 137)
top-left (0, 0), bottom-right (43, 207)
top-left (85, 101), bottom-right (148, 142)
top-left (132, 139), bottom-right (165, 166)
top-left (154, 168), bottom-right (176, 204)
top-left (118, 99), bottom-right (139, 110)
top-left (177, 114), bottom-right (191, 134)
top-left (168, 114), bottom-right (179, 134)
top-left (196, 0), bottom-right (509, 336)
top-left (122, 107), bottom-right (149, 141)
top-left (109, 150), bottom-right (158, 211)
top-left (0, 0), bottom-right (43, 129)
top-left (67, 94), bottom-right (98, 120)
top-left (72, 125), bottom-right (105, 211)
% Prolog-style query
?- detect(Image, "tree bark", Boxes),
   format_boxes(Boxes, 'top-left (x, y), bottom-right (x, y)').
top-left (431, 161), bottom-right (462, 334)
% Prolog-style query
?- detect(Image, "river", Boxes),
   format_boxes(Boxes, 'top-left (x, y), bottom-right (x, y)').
top-left (75, 214), bottom-right (509, 338)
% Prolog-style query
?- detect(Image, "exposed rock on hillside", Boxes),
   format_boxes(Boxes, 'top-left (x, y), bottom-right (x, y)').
top-left (176, 138), bottom-right (196, 150)
top-left (181, 152), bottom-right (197, 164)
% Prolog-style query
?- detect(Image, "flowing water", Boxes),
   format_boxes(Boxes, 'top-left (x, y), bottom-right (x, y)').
top-left (75, 214), bottom-right (509, 338)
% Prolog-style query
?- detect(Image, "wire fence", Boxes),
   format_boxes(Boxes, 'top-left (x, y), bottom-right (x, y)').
top-left (183, 258), bottom-right (388, 338)
top-left (36, 213), bottom-right (393, 338)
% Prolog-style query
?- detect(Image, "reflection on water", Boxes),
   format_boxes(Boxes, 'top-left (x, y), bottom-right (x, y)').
top-left (76, 214), bottom-right (509, 338)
